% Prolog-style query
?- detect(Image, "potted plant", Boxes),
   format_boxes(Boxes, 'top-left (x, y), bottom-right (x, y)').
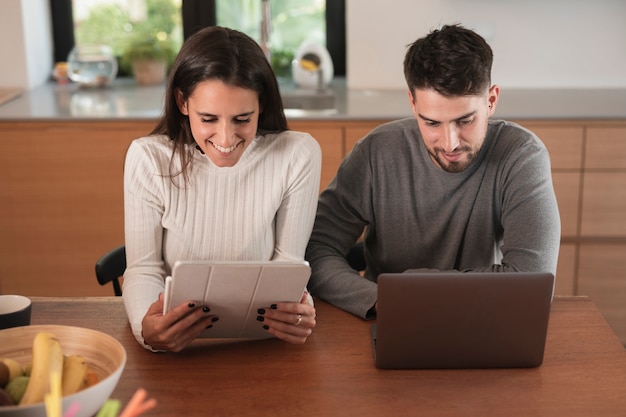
top-left (121, 37), bottom-right (175, 85)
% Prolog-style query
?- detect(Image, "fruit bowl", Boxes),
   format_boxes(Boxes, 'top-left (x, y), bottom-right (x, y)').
top-left (0, 324), bottom-right (126, 417)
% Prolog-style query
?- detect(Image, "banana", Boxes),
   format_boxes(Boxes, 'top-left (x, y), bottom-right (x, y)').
top-left (19, 332), bottom-right (64, 406)
top-left (61, 354), bottom-right (88, 396)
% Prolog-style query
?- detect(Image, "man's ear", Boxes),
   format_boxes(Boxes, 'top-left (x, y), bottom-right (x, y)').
top-left (407, 89), bottom-right (417, 115)
top-left (487, 84), bottom-right (500, 116)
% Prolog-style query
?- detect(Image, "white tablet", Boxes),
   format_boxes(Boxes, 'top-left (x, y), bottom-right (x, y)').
top-left (163, 260), bottom-right (311, 339)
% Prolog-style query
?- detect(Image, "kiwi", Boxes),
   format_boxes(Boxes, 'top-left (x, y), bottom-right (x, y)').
top-left (5, 376), bottom-right (29, 405)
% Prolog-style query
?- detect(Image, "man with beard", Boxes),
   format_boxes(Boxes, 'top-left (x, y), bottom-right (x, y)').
top-left (305, 24), bottom-right (561, 319)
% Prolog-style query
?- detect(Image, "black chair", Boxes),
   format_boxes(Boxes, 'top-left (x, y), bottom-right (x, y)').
top-left (95, 245), bottom-right (126, 296)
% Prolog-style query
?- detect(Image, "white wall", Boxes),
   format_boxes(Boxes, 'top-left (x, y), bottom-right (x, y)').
top-left (346, 0), bottom-right (626, 89)
top-left (0, 0), bottom-right (53, 90)
top-left (1, 0), bottom-right (625, 90)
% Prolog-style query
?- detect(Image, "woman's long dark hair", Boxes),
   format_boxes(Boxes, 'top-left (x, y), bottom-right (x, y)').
top-left (151, 26), bottom-right (288, 183)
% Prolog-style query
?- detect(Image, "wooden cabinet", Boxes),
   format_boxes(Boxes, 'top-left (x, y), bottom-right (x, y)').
top-left (0, 119), bottom-right (350, 296)
top-left (1, 117), bottom-right (625, 343)
top-left (344, 122), bottom-right (385, 153)
top-left (518, 121), bottom-right (626, 344)
top-left (289, 121), bottom-right (343, 190)
top-left (0, 121), bottom-right (154, 296)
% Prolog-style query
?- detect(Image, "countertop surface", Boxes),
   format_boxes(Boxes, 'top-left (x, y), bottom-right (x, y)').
top-left (1, 78), bottom-right (626, 122)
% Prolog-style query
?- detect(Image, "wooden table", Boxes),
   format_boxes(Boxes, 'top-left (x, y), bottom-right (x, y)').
top-left (29, 296), bottom-right (626, 416)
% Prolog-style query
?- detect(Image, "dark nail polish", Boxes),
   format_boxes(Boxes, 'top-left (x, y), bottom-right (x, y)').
top-left (188, 302), bottom-right (196, 308)
top-left (257, 308), bottom-right (265, 314)
top-left (211, 317), bottom-right (219, 323)
top-left (271, 304), bottom-right (278, 310)
top-left (263, 325), bottom-right (269, 330)
top-left (206, 324), bottom-right (213, 329)
top-left (202, 306), bottom-right (210, 313)
top-left (256, 316), bottom-right (265, 322)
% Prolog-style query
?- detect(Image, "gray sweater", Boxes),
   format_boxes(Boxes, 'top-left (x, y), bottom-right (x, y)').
top-left (306, 118), bottom-right (561, 318)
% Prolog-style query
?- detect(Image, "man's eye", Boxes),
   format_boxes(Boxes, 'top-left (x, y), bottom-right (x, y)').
top-left (458, 119), bottom-right (473, 126)
top-left (424, 121), bottom-right (439, 127)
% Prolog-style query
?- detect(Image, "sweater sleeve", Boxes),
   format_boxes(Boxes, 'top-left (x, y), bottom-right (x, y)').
top-left (306, 140), bottom-right (379, 318)
top-left (471, 128), bottom-right (561, 277)
top-left (122, 139), bottom-right (168, 350)
top-left (272, 133), bottom-right (322, 262)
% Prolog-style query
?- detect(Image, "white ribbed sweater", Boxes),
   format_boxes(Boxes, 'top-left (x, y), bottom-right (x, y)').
top-left (122, 132), bottom-right (321, 347)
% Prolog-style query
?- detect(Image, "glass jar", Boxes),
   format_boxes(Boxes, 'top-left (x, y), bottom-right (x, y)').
top-left (67, 45), bottom-right (118, 87)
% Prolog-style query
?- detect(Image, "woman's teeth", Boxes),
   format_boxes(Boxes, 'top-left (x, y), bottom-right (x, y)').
top-left (212, 142), bottom-right (238, 153)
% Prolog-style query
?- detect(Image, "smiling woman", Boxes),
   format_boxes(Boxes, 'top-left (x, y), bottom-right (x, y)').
top-left (121, 26), bottom-right (322, 352)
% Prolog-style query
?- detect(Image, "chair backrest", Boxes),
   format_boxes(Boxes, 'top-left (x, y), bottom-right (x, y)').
top-left (95, 245), bottom-right (126, 296)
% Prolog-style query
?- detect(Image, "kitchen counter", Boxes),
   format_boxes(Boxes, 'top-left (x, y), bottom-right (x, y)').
top-left (1, 78), bottom-right (626, 121)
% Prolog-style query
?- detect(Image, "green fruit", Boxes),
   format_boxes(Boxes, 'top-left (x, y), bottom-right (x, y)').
top-left (5, 375), bottom-right (29, 405)
top-left (0, 387), bottom-right (13, 406)
top-left (0, 362), bottom-right (9, 388)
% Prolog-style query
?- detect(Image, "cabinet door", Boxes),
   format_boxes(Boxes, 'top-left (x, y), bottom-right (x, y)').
top-left (581, 127), bottom-right (626, 237)
top-left (581, 173), bottom-right (626, 237)
top-left (0, 121), bottom-right (154, 296)
top-left (344, 121), bottom-right (387, 155)
top-left (526, 125), bottom-right (584, 170)
top-left (578, 244), bottom-right (626, 345)
top-left (289, 122), bottom-right (343, 191)
top-left (586, 127), bottom-right (626, 169)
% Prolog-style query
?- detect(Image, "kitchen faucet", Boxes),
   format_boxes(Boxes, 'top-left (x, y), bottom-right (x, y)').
top-left (260, 0), bottom-right (271, 62)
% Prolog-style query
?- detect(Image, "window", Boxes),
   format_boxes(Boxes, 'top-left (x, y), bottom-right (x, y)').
top-left (50, 0), bottom-right (345, 77)
top-left (216, 1), bottom-right (325, 78)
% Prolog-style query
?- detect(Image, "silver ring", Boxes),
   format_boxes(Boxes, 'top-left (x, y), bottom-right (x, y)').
top-left (294, 314), bottom-right (303, 326)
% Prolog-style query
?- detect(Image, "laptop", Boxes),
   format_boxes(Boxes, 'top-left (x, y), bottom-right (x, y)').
top-left (372, 272), bottom-right (554, 369)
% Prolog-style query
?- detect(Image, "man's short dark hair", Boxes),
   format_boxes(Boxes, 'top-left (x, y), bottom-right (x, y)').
top-left (404, 24), bottom-right (493, 97)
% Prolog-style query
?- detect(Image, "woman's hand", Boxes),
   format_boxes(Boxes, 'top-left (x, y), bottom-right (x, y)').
top-left (256, 291), bottom-right (316, 344)
top-left (141, 293), bottom-right (218, 352)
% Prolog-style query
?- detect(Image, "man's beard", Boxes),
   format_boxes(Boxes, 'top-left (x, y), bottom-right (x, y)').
top-left (430, 147), bottom-right (479, 173)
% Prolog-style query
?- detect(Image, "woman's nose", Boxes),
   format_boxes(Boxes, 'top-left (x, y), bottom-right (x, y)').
top-left (214, 122), bottom-right (234, 145)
